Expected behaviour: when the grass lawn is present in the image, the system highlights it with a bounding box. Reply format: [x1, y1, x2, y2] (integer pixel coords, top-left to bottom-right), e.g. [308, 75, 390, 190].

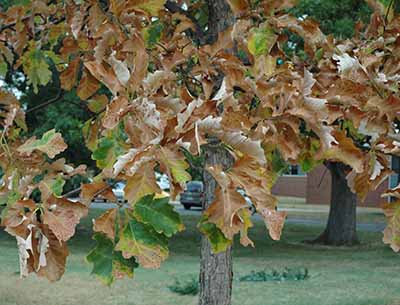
[277, 196, 386, 224]
[0, 208, 399, 305]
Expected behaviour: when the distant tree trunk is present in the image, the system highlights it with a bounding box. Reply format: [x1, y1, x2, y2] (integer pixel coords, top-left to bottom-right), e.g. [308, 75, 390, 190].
[314, 162, 359, 245]
[199, 1, 234, 305]
[199, 141, 234, 305]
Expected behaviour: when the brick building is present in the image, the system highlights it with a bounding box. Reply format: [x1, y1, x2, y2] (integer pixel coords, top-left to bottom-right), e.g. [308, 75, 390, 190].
[271, 163, 396, 207]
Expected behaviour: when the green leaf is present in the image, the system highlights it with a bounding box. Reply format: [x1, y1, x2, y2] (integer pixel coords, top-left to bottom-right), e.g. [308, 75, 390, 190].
[143, 21, 164, 48]
[299, 157, 314, 172]
[269, 150, 288, 174]
[91, 131, 126, 169]
[43, 50, 63, 66]
[40, 175, 66, 200]
[92, 138, 114, 163]
[52, 175, 66, 197]
[299, 139, 321, 173]
[315, 48, 324, 61]
[198, 216, 232, 253]
[0, 60, 7, 78]
[88, 95, 108, 113]
[21, 45, 52, 93]
[133, 195, 184, 237]
[342, 120, 365, 142]
[116, 216, 169, 269]
[248, 25, 277, 56]
[82, 118, 99, 152]
[17, 129, 67, 158]
[158, 147, 191, 185]
[86, 233, 138, 285]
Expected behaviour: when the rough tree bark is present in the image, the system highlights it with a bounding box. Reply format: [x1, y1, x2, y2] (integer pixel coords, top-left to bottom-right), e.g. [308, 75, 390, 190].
[313, 162, 359, 245]
[199, 142, 234, 305]
[206, 0, 235, 43]
[199, 1, 235, 305]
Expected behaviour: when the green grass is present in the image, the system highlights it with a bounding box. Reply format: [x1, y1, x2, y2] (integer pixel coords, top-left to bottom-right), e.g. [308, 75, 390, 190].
[276, 196, 386, 224]
[0, 209, 399, 305]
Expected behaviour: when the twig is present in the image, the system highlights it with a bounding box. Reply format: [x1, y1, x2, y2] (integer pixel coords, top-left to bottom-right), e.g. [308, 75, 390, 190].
[384, 0, 395, 30]
[317, 166, 328, 188]
[156, 42, 169, 52]
[26, 89, 63, 114]
[63, 187, 81, 198]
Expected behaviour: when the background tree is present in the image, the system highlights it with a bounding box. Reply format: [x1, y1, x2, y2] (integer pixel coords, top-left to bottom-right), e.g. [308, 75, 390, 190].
[289, 0, 398, 246]
[290, 0, 372, 39]
[290, 0, 373, 245]
[1, 3, 400, 305]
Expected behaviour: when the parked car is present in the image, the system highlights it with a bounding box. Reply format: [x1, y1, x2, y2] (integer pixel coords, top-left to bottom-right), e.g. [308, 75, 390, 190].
[113, 182, 126, 202]
[180, 181, 204, 210]
[155, 172, 170, 191]
[237, 188, 256, 214]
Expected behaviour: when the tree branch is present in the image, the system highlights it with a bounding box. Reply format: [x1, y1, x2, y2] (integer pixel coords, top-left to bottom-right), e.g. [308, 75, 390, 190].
[26, 89, 63, 114]
[164, 1, 205, 43]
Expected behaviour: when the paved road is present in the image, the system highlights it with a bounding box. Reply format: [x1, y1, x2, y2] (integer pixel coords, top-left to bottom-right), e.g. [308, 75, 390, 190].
[90, 201, 385, 233]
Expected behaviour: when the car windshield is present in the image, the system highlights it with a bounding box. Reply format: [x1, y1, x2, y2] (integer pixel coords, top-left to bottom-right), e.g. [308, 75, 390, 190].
[115, 182, 125, 190]
[187, 181, 203, 192]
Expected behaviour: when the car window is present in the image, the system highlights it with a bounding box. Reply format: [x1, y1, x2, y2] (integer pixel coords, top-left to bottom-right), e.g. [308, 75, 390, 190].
[187, 182, 203, 192]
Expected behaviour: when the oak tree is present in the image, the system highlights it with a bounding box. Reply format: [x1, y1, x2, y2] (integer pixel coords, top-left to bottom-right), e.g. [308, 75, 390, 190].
[1, 1, 400, 305]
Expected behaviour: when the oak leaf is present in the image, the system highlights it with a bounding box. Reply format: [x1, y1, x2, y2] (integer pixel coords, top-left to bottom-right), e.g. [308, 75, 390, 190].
[21, 46, 52, 93]
[17, 129, 67, 158]
[198, 216, 232, 253]
[157, 146, 191, 197]
[77, 70, 101, 100]
[205, 187, 248, 240]
[42, 196, 88, 242]
[124, 163, 161, 205]
[81, 182, 117, 206]
[84, 61, 123, 95]
[226, 0, 249, 15]
[248, 24, 277, 56]
[129, 0, 167, 16]
[93, 208, 118, 241]
[382, 201, 400, 252]
[259, 207, 287, 240]
[102, 96, 129, 129]
[133, 195, 184, 237]
[116, 217, 169, 269]
[87, 233, 138, 285]
[36, 225, 69, 282]
[60, 57, 80, 91]
[323, 130, 364, 173]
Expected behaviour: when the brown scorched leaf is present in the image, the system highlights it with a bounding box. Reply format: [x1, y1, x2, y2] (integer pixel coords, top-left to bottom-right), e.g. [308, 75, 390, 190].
[17, 129, 67, 158]
[93, 208, 118, 240]
[42, 196, 88, 242]
[382, 201, 400, 252]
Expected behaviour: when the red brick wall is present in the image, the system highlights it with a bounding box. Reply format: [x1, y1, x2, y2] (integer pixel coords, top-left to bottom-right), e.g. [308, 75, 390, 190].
[306, 165, 331, 205]
[306, 165, 388, 207]
[272, 175, 307, 198]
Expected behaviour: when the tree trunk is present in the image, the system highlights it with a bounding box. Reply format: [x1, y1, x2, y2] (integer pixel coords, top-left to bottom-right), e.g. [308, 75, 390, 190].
[199, 142, 234, 305]
[199, 1, 234, 305]
[314, 162, 359, 245]
[206, 0, 235, 43]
